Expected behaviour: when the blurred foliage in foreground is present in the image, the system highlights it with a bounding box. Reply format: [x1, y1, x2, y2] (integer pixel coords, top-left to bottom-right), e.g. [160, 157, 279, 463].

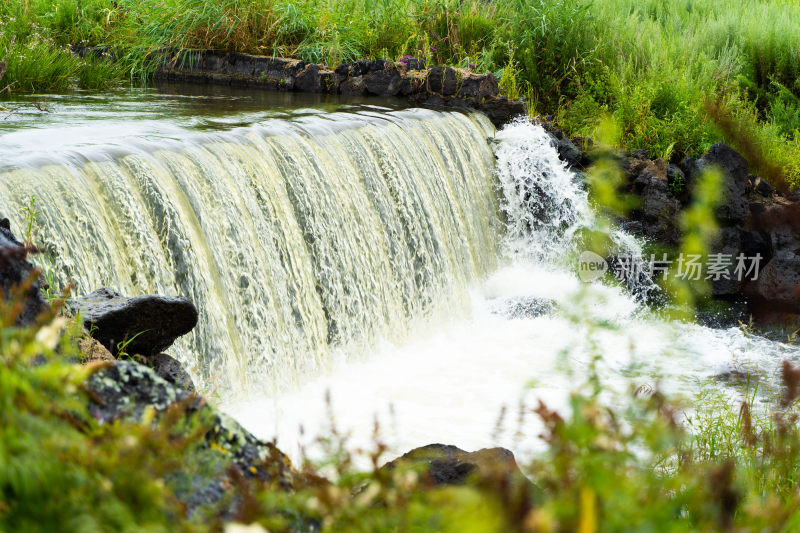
[3, 281, 800, 531]
[0, 0, 799, 188]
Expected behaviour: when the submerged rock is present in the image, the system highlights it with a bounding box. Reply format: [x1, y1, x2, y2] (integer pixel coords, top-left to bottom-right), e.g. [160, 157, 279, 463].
[0, 217, 48, 326]
[489, 296, 554, 319]
[70, 288, 198, 356]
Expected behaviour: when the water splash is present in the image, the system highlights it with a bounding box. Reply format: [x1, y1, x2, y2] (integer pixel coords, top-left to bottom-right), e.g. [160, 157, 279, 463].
[493, 118, 659, 301]
[493, 118, 591, 262]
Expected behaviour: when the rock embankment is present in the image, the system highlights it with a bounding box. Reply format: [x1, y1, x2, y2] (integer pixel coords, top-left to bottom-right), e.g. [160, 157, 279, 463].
[539, 119, 800, 324]
[72, 47, 527, 126]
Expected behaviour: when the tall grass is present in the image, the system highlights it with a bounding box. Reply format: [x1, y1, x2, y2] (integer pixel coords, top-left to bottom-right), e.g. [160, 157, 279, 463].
[0, 0, 798, 186]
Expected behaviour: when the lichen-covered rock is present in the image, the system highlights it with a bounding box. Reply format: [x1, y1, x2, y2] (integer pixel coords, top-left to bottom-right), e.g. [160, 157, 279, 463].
[86, 360, 296, 513]
[86, 359, 192, 423]
[70, 287, 198, 356]
[0, 217, 48, 326]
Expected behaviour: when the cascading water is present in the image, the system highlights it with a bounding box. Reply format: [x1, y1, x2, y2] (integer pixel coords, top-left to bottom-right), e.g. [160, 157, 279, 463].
[226, 118, 799, 462]
[493, 118, 590, 262]
[493, 118, 657, 299]
[0, 103, 500, 395]
[1, 91, 797, 465]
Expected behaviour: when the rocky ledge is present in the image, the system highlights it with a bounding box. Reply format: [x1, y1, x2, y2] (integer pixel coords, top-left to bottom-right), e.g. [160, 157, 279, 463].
[72, 47, 527, 127]
[540, 120, 800, 326]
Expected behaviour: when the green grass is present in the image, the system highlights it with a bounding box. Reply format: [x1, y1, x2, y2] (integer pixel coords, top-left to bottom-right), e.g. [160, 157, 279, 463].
[0, 0, 798, 186]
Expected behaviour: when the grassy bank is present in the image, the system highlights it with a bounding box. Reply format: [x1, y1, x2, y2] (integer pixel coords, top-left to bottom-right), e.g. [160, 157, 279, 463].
[1, 0, 799, 185]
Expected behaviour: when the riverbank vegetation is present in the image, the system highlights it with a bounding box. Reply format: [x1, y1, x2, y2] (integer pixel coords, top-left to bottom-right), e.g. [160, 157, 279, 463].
[4, 295, 800, 531]
[1, 0, 798, 187]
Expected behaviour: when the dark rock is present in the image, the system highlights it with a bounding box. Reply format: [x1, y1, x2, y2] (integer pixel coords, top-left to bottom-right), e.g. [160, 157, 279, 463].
[231, 53, 254, 76]
[456, 72, 499, 101]
[295, 63, 335, 93]
[750, 202, 766, 214]
[86, 360, 295, 514]
[384, 444, 532, 490]
[680, 156, 702, 189]
[426, 67, 459, 96]
[363, 65, 403, 96]
[619, 152, 650, 181]
[666, 164, 686, 195]
[339, 75, 366, 95]
[204, 51, 232, 73]
[708, 227, 743, 297]
[556, 137, 583, 169]
[740, 230, 772, 264]
[146, 352, 196, 393]
[86, 359, 192, 423]
[633, 159, 681, 244]
[695, 143, 750, 225]
[0, 218, 48, 326]
[754, 176, 775, 197]
[348, 60, 368, 77]
[87, 360, 294, 482]
[70, 288, 198, 356]
[746, 204, 800, 313]
[252, 57, 300, 89]
[398, 73, 425, 96]
[477, 96, 528, 127]
[367, 59, 392, 72]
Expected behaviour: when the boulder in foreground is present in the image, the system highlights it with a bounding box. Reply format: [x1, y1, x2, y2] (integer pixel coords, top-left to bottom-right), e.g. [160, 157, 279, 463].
[70, 288, 198, 356]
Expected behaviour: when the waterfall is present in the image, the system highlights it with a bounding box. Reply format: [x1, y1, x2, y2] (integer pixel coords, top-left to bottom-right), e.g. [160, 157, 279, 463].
[494, 118, 659, 300]
[493, 118, 591, 262]
[0, 108, 501, 395]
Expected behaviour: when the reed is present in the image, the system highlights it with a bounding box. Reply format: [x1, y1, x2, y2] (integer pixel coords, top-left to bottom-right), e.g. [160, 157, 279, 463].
[0, 0, 798, 186]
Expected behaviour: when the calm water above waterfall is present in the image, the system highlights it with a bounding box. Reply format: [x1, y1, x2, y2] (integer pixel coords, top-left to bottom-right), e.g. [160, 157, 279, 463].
[1, 86, 797, 464]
